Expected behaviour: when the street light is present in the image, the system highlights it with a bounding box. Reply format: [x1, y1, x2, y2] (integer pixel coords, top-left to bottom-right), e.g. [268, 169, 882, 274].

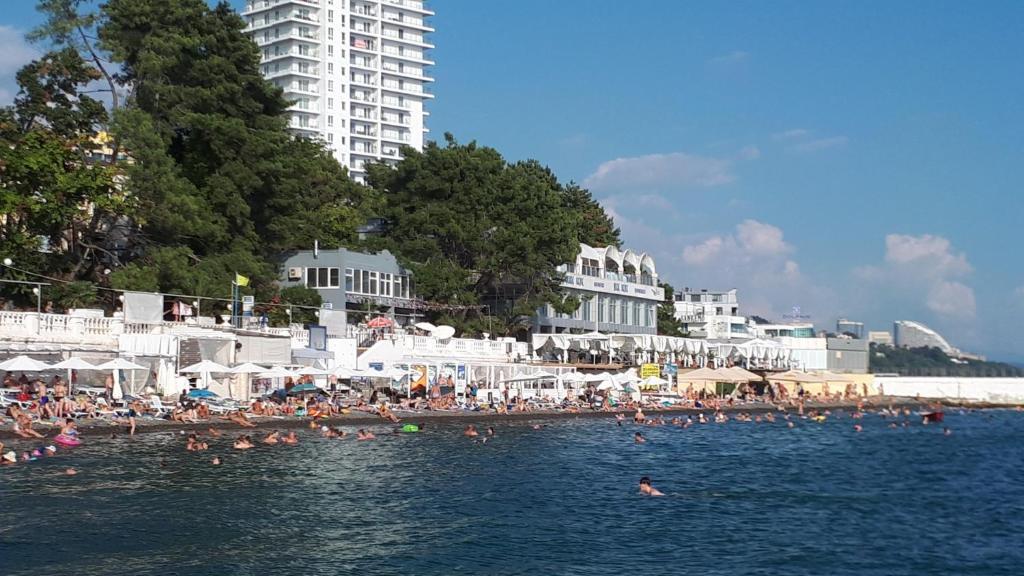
[32, 287, 40, 314]
[2, 258, 11, 267]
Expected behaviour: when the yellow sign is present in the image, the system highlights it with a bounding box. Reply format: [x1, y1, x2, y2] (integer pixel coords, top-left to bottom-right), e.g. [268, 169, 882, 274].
[640, 363, 660, 378]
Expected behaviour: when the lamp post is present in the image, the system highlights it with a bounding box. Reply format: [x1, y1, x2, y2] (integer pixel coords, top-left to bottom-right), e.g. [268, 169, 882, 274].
[0, 258, 47, 315]
[32, 287, 40, 314]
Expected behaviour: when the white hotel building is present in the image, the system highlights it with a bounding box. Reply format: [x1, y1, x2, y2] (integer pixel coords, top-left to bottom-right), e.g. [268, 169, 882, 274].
[242, 0, 435, 181]
[534, 244, 664, 335]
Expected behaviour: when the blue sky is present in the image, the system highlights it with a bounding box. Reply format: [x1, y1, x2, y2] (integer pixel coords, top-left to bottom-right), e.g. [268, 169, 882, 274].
[3, 1, 1023, 360]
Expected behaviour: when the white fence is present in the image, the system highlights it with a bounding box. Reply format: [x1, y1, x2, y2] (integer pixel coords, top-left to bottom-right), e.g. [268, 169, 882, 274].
[877, 377, 1024, 404]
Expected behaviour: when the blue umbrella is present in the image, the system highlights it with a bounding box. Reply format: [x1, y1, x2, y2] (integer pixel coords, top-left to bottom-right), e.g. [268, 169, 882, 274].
[288, 382, 324, 395]
[188, 389, 219, 399]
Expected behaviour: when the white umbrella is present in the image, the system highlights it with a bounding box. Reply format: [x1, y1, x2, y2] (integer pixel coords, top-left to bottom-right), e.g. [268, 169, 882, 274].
[51, 357, 98, 370]
[0, 355, 54, 372]
[179, 360, 230, 374]
[294, 366, 332, 376]
[228, 362, 267, 374]
[96, 358, 148, 371]
[257, 366, 295, 379]
[558, 372, 585, 383]
[432, 325, 456, 339]
[414, 322, 437, 333]
[583, 372, 609, 383]
[641, 375, 669, 387]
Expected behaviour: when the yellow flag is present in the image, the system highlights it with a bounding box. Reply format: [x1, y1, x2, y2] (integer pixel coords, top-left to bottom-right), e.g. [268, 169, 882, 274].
[235, 273, 250, 287]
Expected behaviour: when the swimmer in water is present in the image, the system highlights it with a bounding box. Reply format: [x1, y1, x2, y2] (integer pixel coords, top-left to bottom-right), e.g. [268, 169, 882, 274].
[486, 426, 495, 437]
[282, 431, 299, 445]
[639, 476, 663, 497]
[634, 407, 645, 424]
[943, 427, 952, 436]
[65, 468, 78, 476]
[262, 431, 280, 445]
[233, 435, 254, 450]
[356, 429, 375, 440]
[787, 421, 795, 429]
[853, 424, 862, 433]
[212, 456, 221, 465]
[634, 431, 646, 444]
[464, 425, 479, 437]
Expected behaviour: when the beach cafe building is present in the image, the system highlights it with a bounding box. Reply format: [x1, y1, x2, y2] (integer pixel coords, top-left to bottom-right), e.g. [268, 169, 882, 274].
[278, 246, 418, 331]
[534, 243, 664, 335]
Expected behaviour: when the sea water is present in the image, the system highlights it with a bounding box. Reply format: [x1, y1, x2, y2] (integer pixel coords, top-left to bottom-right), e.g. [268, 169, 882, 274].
[1, 410, 1023, 575]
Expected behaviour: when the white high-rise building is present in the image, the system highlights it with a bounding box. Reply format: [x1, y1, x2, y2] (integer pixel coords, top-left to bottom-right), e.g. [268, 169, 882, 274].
[242, 0, 435, 182]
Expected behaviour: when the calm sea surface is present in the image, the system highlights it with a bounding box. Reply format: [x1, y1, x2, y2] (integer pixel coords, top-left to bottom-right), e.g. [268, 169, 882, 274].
[2, 410, 1023, 576]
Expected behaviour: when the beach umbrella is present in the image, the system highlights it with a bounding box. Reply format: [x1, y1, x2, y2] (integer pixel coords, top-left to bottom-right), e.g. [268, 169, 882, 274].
[228, 362, 267, 374]
[432, 325, 456, 339]
[366, 316, 393, 328]
[414, 322, 436, 333]
[294, 366, 332, 376]
[51, 357, 98, 370]
[0, 355, 54, 372]
[258, 366, 296, 379]
[97, 358, 147, 371]
[287, 382, 324, 396]
[179, 360, 230, 374]
[188, 389, 219, 399]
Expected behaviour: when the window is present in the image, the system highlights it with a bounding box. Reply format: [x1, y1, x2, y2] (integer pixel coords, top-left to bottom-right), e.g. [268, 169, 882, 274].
[369, 271, 378, 295]
[305, 267, 340, 288]
[345, 268, 354, 291]
[381, 273, 392, 296]
[393, 276, 402, 299]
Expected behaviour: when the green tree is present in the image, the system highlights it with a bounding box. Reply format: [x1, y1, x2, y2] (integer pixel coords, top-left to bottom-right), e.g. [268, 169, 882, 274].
[561, 183, 620, 248]
[366, 135, 582, 338]
[0, 48, 123, 300]
[94, 0, 373, 294]
[656, 281, 685, 337]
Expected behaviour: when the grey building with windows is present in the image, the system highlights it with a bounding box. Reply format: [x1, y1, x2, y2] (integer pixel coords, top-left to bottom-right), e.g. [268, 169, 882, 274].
[279, 247, 416, 325]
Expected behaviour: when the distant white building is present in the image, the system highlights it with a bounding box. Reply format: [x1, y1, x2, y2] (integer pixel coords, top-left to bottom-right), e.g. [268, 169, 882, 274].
[868, 330, 893, 346]
[534, 244, 664, 335]
[242, 0, 435, 181]
[893, 320, 957, 355]
[672, 288, 751, 339]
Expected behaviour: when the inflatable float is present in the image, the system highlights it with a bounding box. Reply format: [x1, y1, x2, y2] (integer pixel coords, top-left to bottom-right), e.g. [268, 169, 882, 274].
[53, 434, 82, 447]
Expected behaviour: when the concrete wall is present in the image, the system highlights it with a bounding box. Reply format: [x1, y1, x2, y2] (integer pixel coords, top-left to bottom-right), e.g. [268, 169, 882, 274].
[827, 338, 869, 373]
[876, 377, 1024, 404]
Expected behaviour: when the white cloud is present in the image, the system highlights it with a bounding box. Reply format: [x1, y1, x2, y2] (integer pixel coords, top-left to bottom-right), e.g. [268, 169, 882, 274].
[0, 26, 37, 105]
[787, 136, 848, 153]
[737, 145, 761, 160]
[736, 219, 791, 256]
[854, 233, 977, 321]
[772, 129, 810, 141]
[583, 152, 735, 191]
[884, 233, 972, 276]
[676, 220, 834, 321]
[771, 129, 848, 153]
[682, 236, 724, 265]
[708, 50, 749, 65]
[927, 281, 976, 319]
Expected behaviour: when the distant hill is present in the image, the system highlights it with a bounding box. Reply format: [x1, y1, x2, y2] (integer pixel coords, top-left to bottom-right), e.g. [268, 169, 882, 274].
[870, 344, 1024, 377]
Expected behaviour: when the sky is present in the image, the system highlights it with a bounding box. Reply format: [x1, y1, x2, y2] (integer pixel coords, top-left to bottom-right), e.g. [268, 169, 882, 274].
[3, 1, 1023, 361]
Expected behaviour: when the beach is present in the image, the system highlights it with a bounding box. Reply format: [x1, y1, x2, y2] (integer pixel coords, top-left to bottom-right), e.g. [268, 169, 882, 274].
[0, 396, 940, 441]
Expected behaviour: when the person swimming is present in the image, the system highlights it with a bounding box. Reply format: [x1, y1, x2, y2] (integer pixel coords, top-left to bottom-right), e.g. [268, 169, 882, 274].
[634, 432, 646, 444]
[356, 429, 375, 440]
[639, 476, 664, 497]
[233, 435, 254, 450]
[464, 425, 479, 437]
[282, 431, 299, 445]
[262, 431, 280, 445]
[211, 456, 221, 465]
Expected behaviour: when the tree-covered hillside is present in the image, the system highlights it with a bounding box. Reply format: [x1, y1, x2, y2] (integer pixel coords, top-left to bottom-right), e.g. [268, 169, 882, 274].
[869, 344, 1024, 377]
